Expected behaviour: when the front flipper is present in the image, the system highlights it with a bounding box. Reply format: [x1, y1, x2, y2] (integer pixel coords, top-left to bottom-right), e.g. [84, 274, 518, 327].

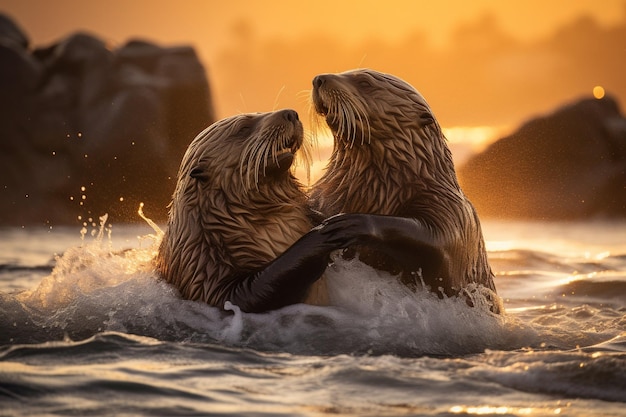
[320, 214, 501, 313]
[219, 214, 366, 313]
[318, 213, 455, 294]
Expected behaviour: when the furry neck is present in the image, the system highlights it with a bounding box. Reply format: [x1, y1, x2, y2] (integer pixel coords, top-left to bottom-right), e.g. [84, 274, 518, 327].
[198, 178, 311, 269]
[313, 131, 463, 216]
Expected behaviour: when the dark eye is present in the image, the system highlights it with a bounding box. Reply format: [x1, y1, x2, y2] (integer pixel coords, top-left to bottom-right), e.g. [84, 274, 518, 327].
[236, 125, 252, 137]
[358, 79, 372, 88]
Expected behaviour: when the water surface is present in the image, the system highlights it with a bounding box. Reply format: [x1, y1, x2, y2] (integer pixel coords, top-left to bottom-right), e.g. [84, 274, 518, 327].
[1, 220, 625, 416]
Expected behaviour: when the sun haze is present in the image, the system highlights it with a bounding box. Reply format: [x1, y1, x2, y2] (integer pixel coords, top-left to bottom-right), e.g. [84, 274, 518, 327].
[2, 0, 625, 171]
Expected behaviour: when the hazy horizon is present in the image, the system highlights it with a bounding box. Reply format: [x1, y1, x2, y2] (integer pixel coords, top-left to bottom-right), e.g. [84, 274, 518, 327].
[2, 1, 625, 127]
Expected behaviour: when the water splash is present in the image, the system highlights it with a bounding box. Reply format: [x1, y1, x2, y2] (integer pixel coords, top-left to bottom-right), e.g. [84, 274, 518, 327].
[138, 202, 164, 238]
[7, 218, 624, 356]
[1, 220, 624, 417]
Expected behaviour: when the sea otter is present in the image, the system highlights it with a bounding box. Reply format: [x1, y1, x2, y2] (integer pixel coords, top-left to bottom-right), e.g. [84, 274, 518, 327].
[155, 109, 367, 313]
[310, 69, 500, 312]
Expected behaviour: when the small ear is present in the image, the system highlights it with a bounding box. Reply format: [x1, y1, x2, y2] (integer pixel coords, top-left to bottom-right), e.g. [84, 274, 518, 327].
[190, 166, 209, 181]
[420, 112, 435, 126]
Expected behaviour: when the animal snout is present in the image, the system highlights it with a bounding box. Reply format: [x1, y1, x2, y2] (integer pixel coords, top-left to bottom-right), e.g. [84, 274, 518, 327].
[280, 109, 299, 122]
[312, 75, 326, 90]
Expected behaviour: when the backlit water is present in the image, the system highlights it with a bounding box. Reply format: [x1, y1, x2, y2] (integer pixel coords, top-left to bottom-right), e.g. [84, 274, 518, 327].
[1, 220, 625, 416]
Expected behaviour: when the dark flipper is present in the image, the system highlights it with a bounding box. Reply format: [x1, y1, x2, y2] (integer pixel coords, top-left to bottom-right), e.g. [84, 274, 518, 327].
[219, 213, 456, 313]
[320, 213, 452, 288]
[222, 214, 367, 313]
[322, 214, 501, 314]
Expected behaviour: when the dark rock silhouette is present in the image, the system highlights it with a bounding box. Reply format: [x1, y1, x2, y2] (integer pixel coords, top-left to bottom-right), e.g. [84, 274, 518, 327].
[0, 14, 215, 226]
[459, 95, 626, 219]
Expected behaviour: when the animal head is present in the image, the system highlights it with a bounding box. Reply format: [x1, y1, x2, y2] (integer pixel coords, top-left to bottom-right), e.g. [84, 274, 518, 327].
[157, 110, 313, 302]
[312, 69, 438, 148]
[311, 68, 457, 186]
[177, 109, 308, 198]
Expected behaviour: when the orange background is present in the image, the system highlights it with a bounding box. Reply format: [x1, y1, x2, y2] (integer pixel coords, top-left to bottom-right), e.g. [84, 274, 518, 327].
[2, 0, 625, 166]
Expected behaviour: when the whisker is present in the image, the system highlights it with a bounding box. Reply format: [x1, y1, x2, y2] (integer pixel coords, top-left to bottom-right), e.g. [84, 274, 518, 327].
[247, 133, 266, 190]
[364, 108, 372, 145]
[242, 133, 267, 192]
[272, 133, 280, 165]
[272, 85, 286, 111]
[357, 54, 368, 69]
[356, 99, 371, 145]
[258, 140, 272, 187]
[348, 102, 357, 147]
[297, 131, 313, 184]
[296, 89, 313, 102]
[347, 111, 355, 149]
[240, 137, 257, 191]
[237, 93, 248, 114]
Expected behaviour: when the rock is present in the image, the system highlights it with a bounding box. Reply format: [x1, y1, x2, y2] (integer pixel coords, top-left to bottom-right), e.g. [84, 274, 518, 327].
[459, 95, 626, 219]
[0, 13, 29, 48]
[0, 14, 215, 226]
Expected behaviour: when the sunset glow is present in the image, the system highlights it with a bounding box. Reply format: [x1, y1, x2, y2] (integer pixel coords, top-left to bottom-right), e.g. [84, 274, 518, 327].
[1, 4, 625, 416]
[2, 0, 625, 195]
[449, 405, 535, 415]
[593, 85, 606, 99]
[2, 0, 624, 131]
[295, 124, 504, 184]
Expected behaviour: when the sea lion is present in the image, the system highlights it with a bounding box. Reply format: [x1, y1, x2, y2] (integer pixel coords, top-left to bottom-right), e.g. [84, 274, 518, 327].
[310, 69, 501, 312]
[155, 109, 366, 313]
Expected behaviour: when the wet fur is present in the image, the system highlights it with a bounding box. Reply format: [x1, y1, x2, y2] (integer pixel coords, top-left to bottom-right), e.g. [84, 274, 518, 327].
[310, 69, 498, 307]
[156, 111, 324, 306]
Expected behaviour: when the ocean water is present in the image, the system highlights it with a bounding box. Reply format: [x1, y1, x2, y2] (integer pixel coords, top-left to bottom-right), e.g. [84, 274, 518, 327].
[0, 219, 625, 416]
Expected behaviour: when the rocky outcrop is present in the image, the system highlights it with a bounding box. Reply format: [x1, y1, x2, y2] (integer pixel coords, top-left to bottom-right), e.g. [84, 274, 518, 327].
[0, 14, 215, 226]
[459, 95, 626, 219]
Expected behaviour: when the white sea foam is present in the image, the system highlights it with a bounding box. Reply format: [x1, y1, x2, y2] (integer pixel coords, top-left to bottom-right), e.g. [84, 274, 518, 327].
[2, 220, 625, 417]
[0, 221, 540, 356]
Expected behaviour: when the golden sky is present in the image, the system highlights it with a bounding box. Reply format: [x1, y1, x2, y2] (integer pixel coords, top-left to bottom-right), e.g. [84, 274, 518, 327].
[3, 0, 624, 56]
[2, 0, 625, 138]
